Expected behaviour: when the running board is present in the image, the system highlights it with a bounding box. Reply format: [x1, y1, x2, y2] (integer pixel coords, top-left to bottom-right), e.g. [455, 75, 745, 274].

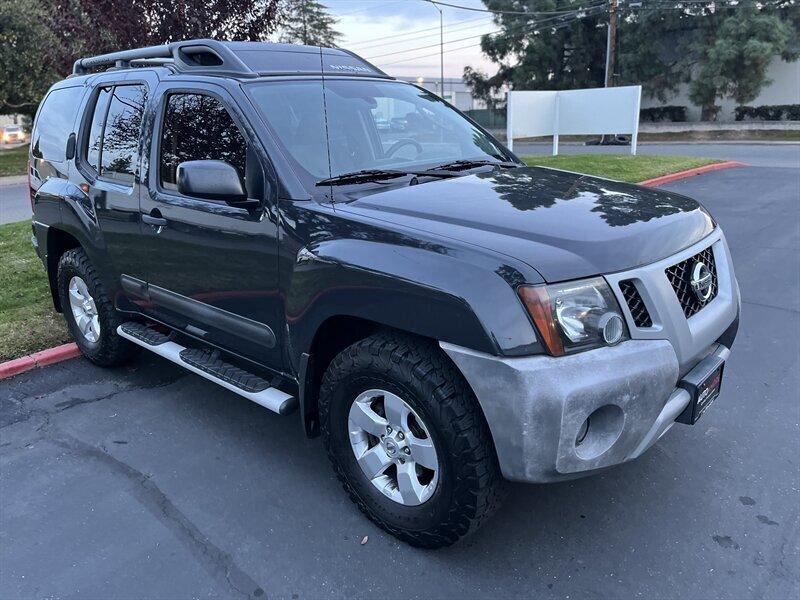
[117, 322, 296, 415]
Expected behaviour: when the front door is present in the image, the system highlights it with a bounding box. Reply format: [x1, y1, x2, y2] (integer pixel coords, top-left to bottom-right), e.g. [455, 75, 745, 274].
[134, 84, 284, 370]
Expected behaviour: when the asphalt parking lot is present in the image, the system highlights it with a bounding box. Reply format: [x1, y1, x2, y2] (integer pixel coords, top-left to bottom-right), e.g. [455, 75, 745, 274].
[1, 163, 799, 599]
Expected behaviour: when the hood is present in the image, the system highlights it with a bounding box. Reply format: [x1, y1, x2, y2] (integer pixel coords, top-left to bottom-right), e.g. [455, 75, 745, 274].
[338, 166, 715, 282]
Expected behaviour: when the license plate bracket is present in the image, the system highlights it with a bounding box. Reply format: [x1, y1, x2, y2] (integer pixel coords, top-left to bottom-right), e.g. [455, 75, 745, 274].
[677, 358, 725, 425]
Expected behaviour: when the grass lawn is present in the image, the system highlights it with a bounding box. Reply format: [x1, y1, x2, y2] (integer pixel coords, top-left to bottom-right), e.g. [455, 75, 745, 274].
[0, 220, 71, 361]
[0, 145, 29, 177]
[520, 154, 721, 183]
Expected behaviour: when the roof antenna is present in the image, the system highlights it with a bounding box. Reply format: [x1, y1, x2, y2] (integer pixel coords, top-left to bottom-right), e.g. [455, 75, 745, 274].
[319, 46, 335, 207]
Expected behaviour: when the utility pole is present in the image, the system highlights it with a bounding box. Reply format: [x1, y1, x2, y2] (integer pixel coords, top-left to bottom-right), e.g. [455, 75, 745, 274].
[425, 0, 445, 99]
[604, 0, 618, 88]
[439, 4, 444, 98]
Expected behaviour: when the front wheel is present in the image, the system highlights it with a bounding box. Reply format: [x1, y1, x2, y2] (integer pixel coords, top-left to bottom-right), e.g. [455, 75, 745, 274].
[320, 333, 505, 548]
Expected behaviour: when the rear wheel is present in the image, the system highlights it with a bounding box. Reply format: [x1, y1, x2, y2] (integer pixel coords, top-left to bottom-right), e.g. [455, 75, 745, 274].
[57, 248, 138, 366]
[320, 332, 505, 548]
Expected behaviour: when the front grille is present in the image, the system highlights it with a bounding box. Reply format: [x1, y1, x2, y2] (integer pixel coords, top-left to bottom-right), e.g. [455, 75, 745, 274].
[619, 279, 652, 327]
[665, 246, 718, 318]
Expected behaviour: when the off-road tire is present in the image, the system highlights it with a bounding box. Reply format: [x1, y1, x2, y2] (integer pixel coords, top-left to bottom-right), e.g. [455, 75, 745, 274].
[320, 332, 506, 548]
[57, 248, 138, 366]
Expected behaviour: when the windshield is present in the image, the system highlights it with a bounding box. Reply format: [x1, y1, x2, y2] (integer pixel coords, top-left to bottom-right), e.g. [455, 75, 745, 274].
[245, 79, 512, 187]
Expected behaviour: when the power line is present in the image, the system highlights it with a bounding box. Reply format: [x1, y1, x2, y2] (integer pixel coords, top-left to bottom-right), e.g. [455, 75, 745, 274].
[426, 0, 591, 16]
[375, 4, 608, 65]
[364, 3, 606, 61]
[348, 16, 493, 49]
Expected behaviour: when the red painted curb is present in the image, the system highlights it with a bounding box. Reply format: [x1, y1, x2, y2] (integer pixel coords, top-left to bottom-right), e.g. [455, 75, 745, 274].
[0, 342, 80, 380]
[639, 161, 746, 187]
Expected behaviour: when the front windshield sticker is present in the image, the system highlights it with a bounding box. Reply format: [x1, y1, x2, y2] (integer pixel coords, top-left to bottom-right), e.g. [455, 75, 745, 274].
[328, 64, 371, 73]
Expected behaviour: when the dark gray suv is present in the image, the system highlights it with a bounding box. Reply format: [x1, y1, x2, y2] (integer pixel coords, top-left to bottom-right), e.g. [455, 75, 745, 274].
[29, 39, 740, 548]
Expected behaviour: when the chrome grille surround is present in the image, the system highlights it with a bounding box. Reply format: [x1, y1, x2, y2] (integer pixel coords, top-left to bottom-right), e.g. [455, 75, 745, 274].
[604, 228, 740, 375]
[665, 246, 718, 318]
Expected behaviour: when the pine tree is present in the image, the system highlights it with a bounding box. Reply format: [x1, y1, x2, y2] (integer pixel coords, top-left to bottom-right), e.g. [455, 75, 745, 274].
[280, 0, 341, 47]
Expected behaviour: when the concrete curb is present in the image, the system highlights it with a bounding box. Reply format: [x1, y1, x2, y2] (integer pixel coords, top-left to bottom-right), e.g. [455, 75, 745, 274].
[0, 175, 27, 186]
[0, 343, 80, 380]
[638, 161, 746, 187]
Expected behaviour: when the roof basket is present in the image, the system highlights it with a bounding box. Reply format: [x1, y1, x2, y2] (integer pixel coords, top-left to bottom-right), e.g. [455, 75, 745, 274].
[72, 39, 257, 77]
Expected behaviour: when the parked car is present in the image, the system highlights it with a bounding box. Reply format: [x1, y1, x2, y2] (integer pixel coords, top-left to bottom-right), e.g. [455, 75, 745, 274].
[1, 124, 27, 143]
[29, 40, 740, 548]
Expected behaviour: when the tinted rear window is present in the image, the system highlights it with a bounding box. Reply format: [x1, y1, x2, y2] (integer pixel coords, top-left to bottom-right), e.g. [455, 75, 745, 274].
[100, 85, 147, 182]
[31, 86, 84, 163]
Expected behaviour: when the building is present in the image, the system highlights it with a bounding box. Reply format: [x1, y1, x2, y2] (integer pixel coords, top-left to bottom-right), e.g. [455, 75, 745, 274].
[397, 76, 484, 111]
[640, 57, 799, 122]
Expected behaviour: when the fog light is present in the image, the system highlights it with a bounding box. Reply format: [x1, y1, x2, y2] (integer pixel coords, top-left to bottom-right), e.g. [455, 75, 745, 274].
[599, 313, 624, 345]
[576, 417, 590, 445]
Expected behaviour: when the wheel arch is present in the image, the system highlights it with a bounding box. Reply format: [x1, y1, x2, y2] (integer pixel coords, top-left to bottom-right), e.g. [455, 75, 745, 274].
[46, 227, 82, 313]
[298, 314, 389, 438]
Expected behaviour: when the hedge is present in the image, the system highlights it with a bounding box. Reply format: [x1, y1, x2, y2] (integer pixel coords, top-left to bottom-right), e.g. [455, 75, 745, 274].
[640, 106, 687, 122]
[735, 104, 800, 121]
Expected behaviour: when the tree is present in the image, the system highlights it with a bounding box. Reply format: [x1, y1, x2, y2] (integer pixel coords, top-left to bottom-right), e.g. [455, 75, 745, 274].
[619, 1, 798, 120]
[466, 0, 799, 120]
[279, 0, 341, 47]
[0, 0, 284, 116]
[0, 0, 59, 116]
[463, 0, 609, 107]
[49, 0, 284, 75]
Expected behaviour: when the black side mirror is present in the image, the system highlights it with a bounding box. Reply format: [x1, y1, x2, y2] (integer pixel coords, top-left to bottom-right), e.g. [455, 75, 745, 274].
[177, 160, 249, 204]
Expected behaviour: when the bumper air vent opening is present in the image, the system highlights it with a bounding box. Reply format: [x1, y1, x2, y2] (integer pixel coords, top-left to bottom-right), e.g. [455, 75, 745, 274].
[619, 279, 653, 328]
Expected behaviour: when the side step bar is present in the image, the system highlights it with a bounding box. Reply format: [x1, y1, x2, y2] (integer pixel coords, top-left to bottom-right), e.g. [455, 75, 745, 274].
[117, 322, 297, 415]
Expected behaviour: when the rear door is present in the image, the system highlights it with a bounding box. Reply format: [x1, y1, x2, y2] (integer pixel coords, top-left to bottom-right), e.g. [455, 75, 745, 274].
[134, 82, 284, 370]
[73, 73, 155, 295]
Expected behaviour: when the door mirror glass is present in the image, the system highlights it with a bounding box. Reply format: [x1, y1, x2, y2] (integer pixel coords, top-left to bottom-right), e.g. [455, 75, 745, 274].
[177, 160, 246, 202]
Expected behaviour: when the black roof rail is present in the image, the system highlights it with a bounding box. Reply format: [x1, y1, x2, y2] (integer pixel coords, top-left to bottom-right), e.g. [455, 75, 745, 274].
[72, 38, 392, 80]
[72, 39, 257, 77]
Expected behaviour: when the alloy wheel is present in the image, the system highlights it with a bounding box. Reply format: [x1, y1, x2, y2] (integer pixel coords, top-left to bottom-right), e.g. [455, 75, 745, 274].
[348, 389, 439, 506]
[68, 276, 101, 343]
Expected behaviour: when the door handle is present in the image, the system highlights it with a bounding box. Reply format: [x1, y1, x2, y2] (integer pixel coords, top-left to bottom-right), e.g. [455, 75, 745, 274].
[142, 213, 167, 228]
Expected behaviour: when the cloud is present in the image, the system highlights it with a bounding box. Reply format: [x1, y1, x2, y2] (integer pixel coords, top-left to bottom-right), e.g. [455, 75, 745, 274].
[329, 1, 496, 78]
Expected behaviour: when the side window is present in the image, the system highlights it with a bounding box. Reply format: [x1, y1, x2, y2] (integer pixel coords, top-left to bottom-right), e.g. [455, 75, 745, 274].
[100, 85, 147, 182]
[159, 93, 247, 191]
[86, 87, 111, 172]
[31, 86, 84, 163]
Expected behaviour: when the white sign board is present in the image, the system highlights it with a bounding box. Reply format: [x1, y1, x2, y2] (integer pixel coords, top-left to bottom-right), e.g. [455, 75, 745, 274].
[506, 86, 642, 155]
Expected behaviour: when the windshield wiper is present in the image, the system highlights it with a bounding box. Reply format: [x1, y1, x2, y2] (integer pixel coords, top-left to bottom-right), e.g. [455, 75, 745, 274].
[427, 159, 519, 172]
[316, 168, 458, 186]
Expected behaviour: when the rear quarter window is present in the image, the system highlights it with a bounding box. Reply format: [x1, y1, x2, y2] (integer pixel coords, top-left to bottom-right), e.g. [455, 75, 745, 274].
[31, 86, 85, 163]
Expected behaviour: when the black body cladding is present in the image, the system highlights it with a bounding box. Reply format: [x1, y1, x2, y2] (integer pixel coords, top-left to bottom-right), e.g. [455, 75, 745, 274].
[31, 40, 718, 394]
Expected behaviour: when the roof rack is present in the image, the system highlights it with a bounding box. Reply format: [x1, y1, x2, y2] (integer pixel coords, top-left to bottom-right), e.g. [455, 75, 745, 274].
[72, 38, 391, 80]
[73, 39, 256, 77]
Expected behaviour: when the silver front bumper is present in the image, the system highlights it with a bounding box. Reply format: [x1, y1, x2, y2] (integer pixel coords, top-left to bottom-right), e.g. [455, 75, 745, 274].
[443, 339, 729, 482]
[442, 230, 740, 483]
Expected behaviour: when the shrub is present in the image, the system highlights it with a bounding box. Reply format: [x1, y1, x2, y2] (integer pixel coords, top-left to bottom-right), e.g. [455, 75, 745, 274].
[640, 106, 687, 122]
[735, 104, 800, 121]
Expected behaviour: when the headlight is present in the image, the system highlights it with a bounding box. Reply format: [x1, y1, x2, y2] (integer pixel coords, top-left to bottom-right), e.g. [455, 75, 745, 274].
[518, 277, 628, 356]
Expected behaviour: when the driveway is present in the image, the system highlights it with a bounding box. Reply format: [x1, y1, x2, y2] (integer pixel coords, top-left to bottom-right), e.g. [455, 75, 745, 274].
[1, 165, 798, 599]
[0, 182, 30, 225]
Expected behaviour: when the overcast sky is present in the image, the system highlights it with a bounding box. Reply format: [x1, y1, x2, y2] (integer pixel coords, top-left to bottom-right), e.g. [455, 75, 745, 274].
[324, 0, 498, 80]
